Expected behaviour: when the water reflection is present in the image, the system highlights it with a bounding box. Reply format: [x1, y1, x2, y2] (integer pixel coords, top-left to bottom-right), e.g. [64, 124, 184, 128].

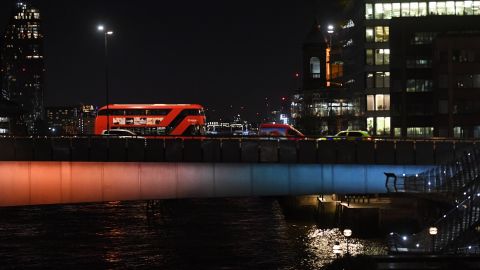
[297, 227, 387, 268]
[0, 198, 387, 269]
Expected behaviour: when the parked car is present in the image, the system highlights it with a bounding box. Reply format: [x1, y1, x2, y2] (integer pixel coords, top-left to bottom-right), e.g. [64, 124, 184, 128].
[318, 130, 372, 141]
[101, 129, 144, 138]
[258, 123, 305, 139]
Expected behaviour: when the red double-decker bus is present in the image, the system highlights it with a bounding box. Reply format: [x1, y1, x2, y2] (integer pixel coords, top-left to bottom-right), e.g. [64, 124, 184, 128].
[94, 104, 206, 136]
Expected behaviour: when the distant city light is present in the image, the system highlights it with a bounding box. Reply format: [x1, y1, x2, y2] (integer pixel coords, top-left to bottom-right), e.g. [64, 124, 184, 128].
[327, 24, 334, 34]
[280, 114, 289, 125]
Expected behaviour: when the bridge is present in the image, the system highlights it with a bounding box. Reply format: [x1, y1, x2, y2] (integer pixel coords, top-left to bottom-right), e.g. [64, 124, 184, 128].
[0, 137, 475, 207]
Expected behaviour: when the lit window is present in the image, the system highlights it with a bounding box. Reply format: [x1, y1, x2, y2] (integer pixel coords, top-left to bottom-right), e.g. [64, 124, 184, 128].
[383, 3, 392, 19]
[410, 2, 419, 17]
[465, 1, 474, 15]
[367, 95, 375, 111]
[375, 3, 384, 19]
[375, 94, 390, 111]
[375, 49, 390, 65]
[366, 73, 374, 88]
[365, 4, 374, 19]
[446, 1, 456, 15]
[437, 2, 447, 15]
[407, 127, 433, 137]
[310, 57, 321, 78]
[366, 27, 374, 42]
[367, 117, 374, 133]
[474, 1, 480, 14]
[419, 2, 428, 16]
[366, 49, 374, 65]
[374, 26, 389, 42]
[401, 2, 410, 16]
[394, 128, 401, 137]
[392, 3, 401, 17]
[375, 72, 390, 88]
[456, 1, 465, 15]
[376, 117, 391, 135]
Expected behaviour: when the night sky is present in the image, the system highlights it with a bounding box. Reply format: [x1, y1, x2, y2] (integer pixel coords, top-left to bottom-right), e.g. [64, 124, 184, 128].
[0, 0, 338, 121]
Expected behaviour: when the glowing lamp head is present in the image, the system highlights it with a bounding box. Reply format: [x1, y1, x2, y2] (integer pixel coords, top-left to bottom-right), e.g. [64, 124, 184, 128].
[327, 24, 334, 34]
[429, 227, 438, 235]
[97, 25, 105, 31]
[343, 229, 352, 237]
[107, 31, 114, 35]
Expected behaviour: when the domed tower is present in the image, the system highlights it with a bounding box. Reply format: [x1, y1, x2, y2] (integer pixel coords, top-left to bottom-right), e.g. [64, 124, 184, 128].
[302, 20, 328, 91]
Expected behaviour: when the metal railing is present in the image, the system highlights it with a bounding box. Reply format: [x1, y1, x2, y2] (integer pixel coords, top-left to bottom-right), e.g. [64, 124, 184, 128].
[387, 145, 480, 254]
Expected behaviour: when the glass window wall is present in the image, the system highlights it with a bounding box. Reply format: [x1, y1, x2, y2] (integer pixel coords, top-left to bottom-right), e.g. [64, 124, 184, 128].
[407, 127, 434, 137]
[367, 1, 480, 19]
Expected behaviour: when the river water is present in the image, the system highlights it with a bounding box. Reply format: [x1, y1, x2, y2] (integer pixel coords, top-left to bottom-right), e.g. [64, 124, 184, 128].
[0, 198, 386, 269]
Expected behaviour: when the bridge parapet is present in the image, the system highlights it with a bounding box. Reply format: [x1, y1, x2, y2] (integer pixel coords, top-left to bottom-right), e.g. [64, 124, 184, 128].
[0, 137, 476, 165]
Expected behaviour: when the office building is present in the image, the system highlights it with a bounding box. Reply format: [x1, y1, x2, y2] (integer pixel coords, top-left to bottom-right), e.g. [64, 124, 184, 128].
[1, 2, 45, 135]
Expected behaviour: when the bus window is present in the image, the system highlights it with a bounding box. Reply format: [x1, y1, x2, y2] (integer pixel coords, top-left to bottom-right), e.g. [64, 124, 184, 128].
[146, 109, 171, 116]
[98, 109, 125, 116]
[125, 109, 146, 115]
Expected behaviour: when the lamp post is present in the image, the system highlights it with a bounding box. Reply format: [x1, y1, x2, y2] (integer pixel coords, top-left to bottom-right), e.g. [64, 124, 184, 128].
[429, 226, 438, 253]
[97, 25, 114, 132]
[343, 228, 352, 255]
[333, 241, 341, 259]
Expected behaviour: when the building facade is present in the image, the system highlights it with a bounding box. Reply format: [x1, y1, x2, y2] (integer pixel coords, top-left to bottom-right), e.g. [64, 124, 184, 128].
[389, 16, 480, 138]
[1, 2, 45, 135]
[292, 21, 362, 135]
[336, 0, 480, 136]
[46, 105, 97, 136]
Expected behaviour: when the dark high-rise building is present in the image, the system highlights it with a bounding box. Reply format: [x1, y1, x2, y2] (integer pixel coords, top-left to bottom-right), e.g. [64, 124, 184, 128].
[1, 2, 45, 135]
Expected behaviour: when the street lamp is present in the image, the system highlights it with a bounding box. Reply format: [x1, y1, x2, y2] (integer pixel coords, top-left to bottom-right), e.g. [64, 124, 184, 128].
[343, 229, 352, 255]
[327, 24, 334, 47]
[97, 24, 114, 132]
[429, 226, 438, 253]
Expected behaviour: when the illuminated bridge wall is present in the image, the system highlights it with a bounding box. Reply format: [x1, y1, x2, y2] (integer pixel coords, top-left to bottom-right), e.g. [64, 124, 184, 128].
[0, 137, 474, 206]
[0, 162, 431, 207]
